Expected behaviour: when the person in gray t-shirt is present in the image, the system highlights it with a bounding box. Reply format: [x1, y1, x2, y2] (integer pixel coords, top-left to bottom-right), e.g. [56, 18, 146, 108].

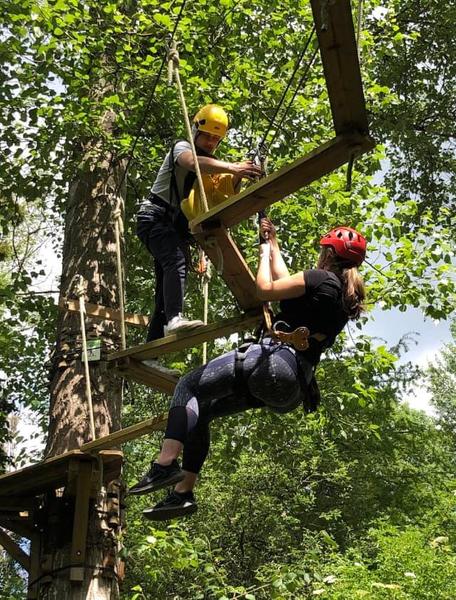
[136, 104, 262, 371]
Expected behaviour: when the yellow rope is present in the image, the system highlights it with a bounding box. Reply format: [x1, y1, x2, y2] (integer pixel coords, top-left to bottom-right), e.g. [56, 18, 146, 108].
[113, 198, 127, 350]
[167, 40, 210, 214]
[75, 276, 96, 441]
[168, 40, 213, 363]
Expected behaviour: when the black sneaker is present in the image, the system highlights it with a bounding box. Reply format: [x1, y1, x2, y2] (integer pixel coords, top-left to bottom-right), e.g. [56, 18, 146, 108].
[128, 460, 184, 495]
[143, 490, 198, 521]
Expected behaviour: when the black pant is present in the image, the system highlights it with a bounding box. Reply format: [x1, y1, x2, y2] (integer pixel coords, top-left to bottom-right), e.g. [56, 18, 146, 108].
[137, 203, 190, 342]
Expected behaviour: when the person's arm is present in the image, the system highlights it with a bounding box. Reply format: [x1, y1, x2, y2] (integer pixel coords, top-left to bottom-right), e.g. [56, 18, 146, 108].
[256, 242, 306, 301]
[177, 152, 262, 181]
[259, 218, 290, 280]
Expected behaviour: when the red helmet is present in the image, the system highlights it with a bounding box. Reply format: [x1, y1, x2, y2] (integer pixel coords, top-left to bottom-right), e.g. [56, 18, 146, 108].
[319, 226, 367, 266]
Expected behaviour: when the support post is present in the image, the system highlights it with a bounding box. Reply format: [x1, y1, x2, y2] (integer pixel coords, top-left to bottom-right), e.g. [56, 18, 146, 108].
[70, 461, 93, 582]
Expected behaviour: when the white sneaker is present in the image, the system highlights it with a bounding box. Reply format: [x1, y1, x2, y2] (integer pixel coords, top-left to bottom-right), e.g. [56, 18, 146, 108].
[164, 314, 205, 336]
[142, 359, 180, 378]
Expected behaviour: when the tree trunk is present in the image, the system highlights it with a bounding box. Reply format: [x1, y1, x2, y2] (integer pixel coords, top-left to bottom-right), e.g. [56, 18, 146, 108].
[34, 123, 127, 599]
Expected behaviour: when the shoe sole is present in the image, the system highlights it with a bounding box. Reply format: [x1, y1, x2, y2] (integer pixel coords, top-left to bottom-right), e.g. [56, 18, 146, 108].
[142, 502, 198, 521]
[128, 471, 185, 496]
[165, 323, 205, 336]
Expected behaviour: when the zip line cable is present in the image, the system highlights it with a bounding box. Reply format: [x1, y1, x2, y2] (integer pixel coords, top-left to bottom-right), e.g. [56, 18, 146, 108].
[267, 45, 319, 151]
[258, 25, 316, 151]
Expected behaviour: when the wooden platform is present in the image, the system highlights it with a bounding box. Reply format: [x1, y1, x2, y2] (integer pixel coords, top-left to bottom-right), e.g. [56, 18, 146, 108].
[0, 449, 123, 499]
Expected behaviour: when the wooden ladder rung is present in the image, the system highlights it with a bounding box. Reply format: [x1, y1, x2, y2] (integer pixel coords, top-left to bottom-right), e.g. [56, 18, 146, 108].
[59, 299, 149, 328]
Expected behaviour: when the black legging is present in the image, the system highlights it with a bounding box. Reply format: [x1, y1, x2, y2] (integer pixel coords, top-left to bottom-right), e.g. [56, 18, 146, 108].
[137, 207, 189, 341]
[164, 339, 313, 474]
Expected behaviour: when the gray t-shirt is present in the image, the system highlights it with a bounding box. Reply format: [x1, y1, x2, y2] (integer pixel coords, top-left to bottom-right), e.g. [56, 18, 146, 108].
[140, 141, 193, 213]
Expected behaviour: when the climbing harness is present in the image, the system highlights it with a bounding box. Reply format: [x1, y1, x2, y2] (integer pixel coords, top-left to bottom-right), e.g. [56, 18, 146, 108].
[261, 304, 326, 352]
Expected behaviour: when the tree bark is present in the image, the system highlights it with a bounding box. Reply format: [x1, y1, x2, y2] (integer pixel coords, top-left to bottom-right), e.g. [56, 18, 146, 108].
[34, 118, 127, 599]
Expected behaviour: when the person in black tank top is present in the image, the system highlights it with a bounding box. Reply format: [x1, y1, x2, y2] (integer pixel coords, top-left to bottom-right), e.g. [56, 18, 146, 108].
[129, 220, 367, 521]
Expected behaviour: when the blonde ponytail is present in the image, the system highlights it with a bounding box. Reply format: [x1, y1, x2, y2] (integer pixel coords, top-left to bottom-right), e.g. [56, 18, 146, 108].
[317, 247, 366, 320]
[342, 265, 366, 320]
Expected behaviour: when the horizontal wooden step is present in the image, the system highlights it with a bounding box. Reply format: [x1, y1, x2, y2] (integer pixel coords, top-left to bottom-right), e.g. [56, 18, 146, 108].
[80, 413, 168, 453]
[59, 299, 149, 328]
[108, 311, 262, 362]
[190, 133, 374, 231]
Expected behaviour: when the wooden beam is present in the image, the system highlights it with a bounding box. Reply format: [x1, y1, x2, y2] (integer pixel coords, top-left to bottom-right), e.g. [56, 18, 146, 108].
[108, 311, 262, 362]
[81, 413, 168, 453]
[59, 299, 149, 328]
[111, 359, 178, 395]
[0, 527, 30, 571]
[27, 534, 41, 599]
[0, 517, 34, 540]
[194, 227, 260, 311]
[311, 0, 369, 135]
[190, 134, 374, 231]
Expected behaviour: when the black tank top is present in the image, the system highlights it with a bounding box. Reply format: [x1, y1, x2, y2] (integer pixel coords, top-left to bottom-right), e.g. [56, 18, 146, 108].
[274, 269, 348, 366]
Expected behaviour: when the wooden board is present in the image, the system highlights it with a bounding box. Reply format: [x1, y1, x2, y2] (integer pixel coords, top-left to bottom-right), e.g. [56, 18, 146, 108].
[194, 227, 260, 311]
[108, 311, 262, 362]
[0, 450, 122, 498]
[0, 527, 30, 571]
[190, 134, 374, 231]
[311, 0, 369, 135]
[80, 413, 168, 452]
[112, 359, 178, 395]
[59, 299, 149, 328]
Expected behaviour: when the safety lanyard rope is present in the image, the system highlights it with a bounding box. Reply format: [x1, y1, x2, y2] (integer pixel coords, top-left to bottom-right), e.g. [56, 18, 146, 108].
[75, 276, 96, 441]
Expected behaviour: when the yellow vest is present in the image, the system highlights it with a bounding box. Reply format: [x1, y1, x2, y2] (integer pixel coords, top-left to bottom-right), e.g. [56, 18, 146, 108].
[181, 173, 236, 221]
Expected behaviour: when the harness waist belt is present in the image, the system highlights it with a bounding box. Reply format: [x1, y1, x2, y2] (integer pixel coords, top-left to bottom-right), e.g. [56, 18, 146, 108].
[271, 326, 326, 352]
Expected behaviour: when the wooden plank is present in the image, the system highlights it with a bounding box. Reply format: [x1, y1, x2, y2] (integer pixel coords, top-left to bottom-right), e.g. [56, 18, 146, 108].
[108, 311, 262, 362]
[81, 414, 168, 453]
[27, 534, 41, 599]
[59, 299, 149, 328]
[70, 461, 92, 581]
[0, 517, 34, 539]
[194, 227, 260, 311]
[311, 0, 369, 135]
[111, 359, 178, 395]
[0, 527, 30, 571]
[0, 450, 123, 498]
[190, 134, 374, 230]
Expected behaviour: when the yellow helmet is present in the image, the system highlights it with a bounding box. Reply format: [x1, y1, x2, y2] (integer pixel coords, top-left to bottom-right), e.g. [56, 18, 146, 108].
[193, 104, 228, 138]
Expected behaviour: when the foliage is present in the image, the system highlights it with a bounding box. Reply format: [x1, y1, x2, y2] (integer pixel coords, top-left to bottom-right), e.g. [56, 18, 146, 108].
[0, 0, 455, 597]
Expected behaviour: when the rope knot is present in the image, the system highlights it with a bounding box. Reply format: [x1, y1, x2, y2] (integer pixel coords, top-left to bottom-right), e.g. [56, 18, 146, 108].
[168, 48, 180, 65]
